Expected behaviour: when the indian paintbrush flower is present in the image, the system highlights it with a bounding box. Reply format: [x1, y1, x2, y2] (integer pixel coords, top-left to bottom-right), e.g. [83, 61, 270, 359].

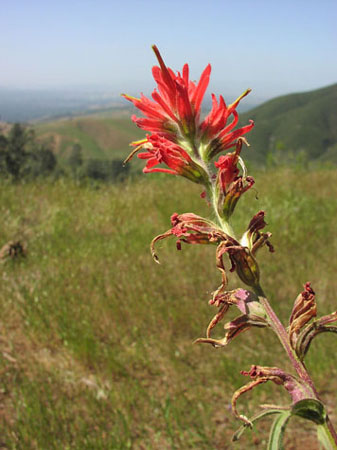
[123, 45, 254, 183]
[124, 46, 337, 447]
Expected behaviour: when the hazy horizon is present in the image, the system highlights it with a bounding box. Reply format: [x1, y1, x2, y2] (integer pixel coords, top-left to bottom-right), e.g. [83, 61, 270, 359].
[2, 0, 337, 102]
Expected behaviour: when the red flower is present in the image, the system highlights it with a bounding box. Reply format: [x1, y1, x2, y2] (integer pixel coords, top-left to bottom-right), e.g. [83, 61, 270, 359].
[125, 134, 208, 183]
[122, 45, 211, 140]
[123, 46, 254, 165]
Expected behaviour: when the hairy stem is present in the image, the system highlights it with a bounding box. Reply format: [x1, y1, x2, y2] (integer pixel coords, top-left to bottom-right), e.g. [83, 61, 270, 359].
[210, 186, 236, 239]
[254, 285, 337, 446]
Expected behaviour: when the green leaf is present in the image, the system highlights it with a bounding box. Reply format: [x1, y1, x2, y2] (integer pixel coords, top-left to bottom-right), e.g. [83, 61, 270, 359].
[232, 409, 285, 442]
[317, 423, 336, 450]
[267, 411, 291, 450]
[291, 398, 326, 425]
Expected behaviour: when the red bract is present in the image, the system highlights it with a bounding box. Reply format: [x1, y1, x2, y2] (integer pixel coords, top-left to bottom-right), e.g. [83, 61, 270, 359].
[214, 139, 255, 219]
[123, 45, 211, 139]
[200, 91, 254, 160]
[214, 153, 239, 193]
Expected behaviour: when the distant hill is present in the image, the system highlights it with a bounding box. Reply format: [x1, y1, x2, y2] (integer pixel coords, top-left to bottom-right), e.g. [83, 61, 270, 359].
[239, 83, 337, 164]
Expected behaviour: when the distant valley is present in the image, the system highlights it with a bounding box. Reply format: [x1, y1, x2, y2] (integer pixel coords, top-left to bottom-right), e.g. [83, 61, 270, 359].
[0, 87, 127, 122]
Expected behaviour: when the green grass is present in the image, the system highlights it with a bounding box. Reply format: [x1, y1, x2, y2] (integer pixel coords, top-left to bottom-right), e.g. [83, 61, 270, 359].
[0, 168, 336, 448]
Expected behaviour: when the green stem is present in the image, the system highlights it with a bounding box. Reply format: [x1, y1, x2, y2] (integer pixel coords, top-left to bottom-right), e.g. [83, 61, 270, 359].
[219, 217, 236, 238]
[210, 185, 236, 239]
[318, 422, 337, 450]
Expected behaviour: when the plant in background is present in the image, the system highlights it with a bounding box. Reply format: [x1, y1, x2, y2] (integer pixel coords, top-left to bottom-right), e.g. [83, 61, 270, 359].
[123, 46, 337, 449]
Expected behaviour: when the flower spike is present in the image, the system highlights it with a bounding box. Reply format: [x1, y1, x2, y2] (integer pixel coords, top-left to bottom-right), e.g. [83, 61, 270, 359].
[122, 46, 337, 447]
[123, 46, 254, 184]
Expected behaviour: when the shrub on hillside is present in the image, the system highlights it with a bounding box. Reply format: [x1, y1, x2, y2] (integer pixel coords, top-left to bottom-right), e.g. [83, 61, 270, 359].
[84, 158, 129, 182]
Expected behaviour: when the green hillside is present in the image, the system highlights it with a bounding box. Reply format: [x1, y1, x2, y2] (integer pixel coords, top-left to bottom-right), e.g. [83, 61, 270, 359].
[240, 83, 337, 164]
[34, 109, 144, 161]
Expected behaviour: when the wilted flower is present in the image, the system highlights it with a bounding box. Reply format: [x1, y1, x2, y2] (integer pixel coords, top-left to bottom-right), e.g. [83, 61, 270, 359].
[240, 210, 275, 255]
[151, 211, 273, 304]
[287, 283, 337, 360]
[232, 365, 315, 426]
[195, 289, 268, 348]
[289, 282, 317, 348]
[150, 212, 226, 263]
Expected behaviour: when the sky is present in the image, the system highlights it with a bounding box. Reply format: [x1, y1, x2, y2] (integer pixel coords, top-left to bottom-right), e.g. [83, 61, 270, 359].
[2, 0, 337, 103]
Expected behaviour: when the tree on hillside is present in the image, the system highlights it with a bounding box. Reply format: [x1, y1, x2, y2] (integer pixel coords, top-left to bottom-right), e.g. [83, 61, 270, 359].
[68, 143, 83, 176]
[5, 123, 32, 179]
[28, 143, 57, 177]
[0, 133, 8, 174]
[0, 123, 58, 180]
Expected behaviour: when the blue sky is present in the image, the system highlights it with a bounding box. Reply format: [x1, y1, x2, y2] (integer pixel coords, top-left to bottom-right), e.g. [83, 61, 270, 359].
[2, 0, 337, 102]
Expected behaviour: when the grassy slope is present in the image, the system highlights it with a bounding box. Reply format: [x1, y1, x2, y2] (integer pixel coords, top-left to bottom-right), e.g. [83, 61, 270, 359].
[240, 83, 337, 164]
[35, 110, 144, 161]
[0, 168, 337, 448]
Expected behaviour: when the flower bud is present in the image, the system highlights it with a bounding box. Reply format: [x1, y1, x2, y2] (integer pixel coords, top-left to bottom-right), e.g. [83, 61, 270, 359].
[214, 139, 254, 220]
[228, 246, 260, 289]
